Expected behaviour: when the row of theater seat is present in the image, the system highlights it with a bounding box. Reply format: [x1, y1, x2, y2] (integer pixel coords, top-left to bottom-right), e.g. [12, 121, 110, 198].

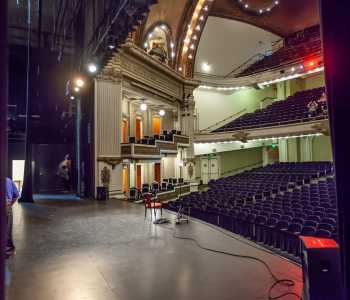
[165, 162, 336, 259]
[129, 178, 186, 201]
[127, 130, 182, 145]
[238, 25, 321, 77]
[214, 87, 326, 132]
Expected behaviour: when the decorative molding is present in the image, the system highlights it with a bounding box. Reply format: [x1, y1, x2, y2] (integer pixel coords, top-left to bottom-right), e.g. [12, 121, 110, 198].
[100, 42, 200, 101]
[232, 131, 250, 143]
[195, 119, 329, 143]
[311, 121, 330, 136]
[97, 157, 123, 169]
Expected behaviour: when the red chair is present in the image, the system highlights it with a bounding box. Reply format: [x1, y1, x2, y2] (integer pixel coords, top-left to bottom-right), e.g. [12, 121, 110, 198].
[144, 192, 162, 219]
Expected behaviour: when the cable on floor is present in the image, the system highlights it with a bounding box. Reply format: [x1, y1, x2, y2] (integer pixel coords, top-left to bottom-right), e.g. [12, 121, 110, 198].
[156, 221, 302, 300]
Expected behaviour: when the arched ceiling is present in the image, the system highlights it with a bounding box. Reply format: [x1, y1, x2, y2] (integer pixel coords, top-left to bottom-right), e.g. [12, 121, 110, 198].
[142, 0, 190, 43]
[142, 0, 319, 43]
[209, 0, 319, 37]
[194, 16, 279, 77]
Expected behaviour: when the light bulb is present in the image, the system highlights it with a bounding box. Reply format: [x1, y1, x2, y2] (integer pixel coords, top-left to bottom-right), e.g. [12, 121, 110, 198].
[140, 103, 147, 111]
[87, 63, 97, 73]
[159, 109, 165, 116]
[76, 79, 84, 87]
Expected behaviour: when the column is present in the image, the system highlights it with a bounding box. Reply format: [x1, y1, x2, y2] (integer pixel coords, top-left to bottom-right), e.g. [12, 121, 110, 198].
[94, 79, 123, 195]
[262, 146, 269, 166]
[320, 2, 350, 298]
[278, 139, 288, 162]
[300, 136, 313, 162]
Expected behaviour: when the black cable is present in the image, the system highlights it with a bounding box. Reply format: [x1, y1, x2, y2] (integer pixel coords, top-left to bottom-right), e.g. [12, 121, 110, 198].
[167, 209, 301, 267]
[156, 221, 301, 300]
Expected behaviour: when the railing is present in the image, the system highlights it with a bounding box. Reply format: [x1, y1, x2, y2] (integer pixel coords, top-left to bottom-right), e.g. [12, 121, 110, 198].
[210, 114, 327, 133]
[224, 53, 266, 78]
[220, 162, 263, 178]
[197, 109, 247, 133]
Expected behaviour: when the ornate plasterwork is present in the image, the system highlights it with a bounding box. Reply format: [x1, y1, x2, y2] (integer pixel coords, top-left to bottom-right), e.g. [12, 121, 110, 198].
[311, 120, 330, 136]
[97, 157, 123, 169]
[99, 42, 199, 102]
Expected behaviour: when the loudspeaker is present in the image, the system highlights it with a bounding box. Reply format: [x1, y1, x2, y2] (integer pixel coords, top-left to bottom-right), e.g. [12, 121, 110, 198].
[300, 236, 343, 300]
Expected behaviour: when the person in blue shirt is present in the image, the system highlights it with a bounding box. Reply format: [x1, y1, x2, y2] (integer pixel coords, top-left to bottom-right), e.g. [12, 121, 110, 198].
[5, 177, 19, 257]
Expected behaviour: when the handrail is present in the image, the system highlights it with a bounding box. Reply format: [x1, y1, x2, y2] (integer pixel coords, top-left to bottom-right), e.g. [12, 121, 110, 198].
[198, 108, 247, 133]
[224, 53, 266, 78]
[197, 96, 278, 134]
[221, 162, 263, 177]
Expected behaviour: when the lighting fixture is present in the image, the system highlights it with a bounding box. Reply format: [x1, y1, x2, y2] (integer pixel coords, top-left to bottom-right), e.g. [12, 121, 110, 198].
[188, 54, 193, 59]
[76, 79, 85, 87]
[201, 62, 211, 72]
[70, 96, 75, 100]
[159, 109, 165, 116]
[161, 24, 167, 30]
[87, 63, 97, 74]
[178, 67, 183, 71]
[74, 87, 80, 92]
[140, 102, 147, 111]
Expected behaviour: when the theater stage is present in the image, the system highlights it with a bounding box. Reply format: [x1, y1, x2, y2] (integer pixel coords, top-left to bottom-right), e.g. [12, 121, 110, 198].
[6, 199, 302, 300]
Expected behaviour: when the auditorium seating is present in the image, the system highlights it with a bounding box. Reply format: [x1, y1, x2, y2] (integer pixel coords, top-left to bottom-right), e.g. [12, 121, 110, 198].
[126, 130, 182, 144]
[213, 87, 326, 132]
[165, 162, 336, 259]
[238, 25, 321, 77]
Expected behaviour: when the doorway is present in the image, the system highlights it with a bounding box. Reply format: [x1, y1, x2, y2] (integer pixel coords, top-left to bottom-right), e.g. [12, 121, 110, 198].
[154, 163, 161, 183]
[152, 116, 161, 135]
[136, 118, 142, 141]
[200, 156, 219, 184]
[12, 160, 25, 192]
[122, 167, 129, 193]
[136, 165, 142, 189]
[122, 119, 128, 143]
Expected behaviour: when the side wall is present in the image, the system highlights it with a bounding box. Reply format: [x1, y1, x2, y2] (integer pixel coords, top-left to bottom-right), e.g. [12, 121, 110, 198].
[194, 86, 276, 130]
[312, 135, 333, 161]
[219, 147, 263, 176]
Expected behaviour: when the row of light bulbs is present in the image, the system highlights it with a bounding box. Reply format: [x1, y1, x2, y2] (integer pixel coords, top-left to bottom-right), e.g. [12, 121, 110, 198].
[259, 65, 324, 87]
[196, 133, 323, 145]
[238, 0, 280, 14]
[140, 102, 165, 116]
[180, 0, 209, 71]
[199, 85, 247, 91]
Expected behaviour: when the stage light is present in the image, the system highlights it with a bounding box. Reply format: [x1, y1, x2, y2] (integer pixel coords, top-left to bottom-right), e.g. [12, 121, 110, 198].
[140, 102, 147, 111]
[159, 109, 165, 116]
[87, 63, 97, 74]
[76, 78, 85, 87]
[309, 61, 315, 66]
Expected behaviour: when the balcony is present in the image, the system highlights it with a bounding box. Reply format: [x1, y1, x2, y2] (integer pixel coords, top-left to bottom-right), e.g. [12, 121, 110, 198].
[121, 131, 190, 159]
